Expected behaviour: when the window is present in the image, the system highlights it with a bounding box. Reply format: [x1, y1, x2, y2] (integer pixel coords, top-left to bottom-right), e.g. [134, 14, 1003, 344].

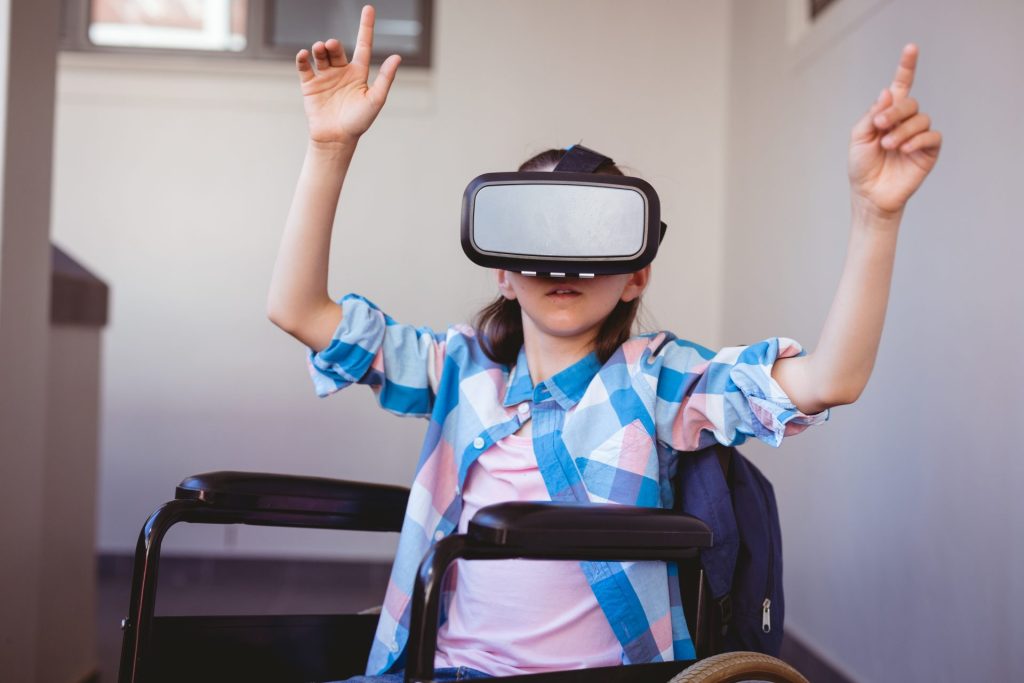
[809, 0, 841, 20]
[60, 0, 433, 67]
[786, 0, 889, 69]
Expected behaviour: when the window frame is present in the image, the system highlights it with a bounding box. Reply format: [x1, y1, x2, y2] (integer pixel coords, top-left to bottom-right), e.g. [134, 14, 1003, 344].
[809, 0, 841, 20]
[59, 0, 434, 68]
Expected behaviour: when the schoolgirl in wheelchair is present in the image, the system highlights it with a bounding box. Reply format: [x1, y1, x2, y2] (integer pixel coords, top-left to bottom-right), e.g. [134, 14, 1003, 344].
[261, 6, 941, 682]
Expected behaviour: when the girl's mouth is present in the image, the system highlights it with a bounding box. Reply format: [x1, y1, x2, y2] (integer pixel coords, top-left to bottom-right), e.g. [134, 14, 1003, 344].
[546, 286, 581, 299]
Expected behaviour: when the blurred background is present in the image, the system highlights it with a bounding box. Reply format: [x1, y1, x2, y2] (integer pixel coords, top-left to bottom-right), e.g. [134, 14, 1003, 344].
[1, 0, 1021, 681]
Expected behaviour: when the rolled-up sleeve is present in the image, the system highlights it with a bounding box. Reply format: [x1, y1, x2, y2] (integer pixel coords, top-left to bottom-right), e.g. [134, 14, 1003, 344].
[654, 336, 829, 450]
[306, 293, 446, 418]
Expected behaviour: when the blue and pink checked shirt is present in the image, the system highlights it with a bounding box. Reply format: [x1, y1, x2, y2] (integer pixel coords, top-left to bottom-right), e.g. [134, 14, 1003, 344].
[307, 293, 829, 675]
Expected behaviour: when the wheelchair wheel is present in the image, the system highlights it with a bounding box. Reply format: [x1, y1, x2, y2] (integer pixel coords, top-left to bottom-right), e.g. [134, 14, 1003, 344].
[667, 651, 809, 683]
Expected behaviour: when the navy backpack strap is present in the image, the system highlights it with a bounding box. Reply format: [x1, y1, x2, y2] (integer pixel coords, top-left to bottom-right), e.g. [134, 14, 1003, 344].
[679, 446, 739, 600]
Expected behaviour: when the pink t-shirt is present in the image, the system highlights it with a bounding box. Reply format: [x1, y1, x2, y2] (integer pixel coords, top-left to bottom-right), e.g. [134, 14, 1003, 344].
[434, 430, 623, 676]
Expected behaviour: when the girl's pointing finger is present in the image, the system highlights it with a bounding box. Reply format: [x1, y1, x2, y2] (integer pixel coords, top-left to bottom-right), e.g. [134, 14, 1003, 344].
[889, 43, 919, 98]
[351, 4, 376, 68]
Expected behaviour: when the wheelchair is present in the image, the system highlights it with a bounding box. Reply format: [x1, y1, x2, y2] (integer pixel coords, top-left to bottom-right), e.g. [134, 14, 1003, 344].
[117, 445, 809, 683]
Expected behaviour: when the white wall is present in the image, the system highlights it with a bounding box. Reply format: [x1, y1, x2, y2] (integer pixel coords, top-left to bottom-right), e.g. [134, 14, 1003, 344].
[52, 0, 732, 560]
[722, 0, 1023, 680]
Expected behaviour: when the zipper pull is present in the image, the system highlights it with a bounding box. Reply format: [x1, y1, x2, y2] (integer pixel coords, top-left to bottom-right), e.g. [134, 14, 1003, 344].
[762, 598, 772, 633]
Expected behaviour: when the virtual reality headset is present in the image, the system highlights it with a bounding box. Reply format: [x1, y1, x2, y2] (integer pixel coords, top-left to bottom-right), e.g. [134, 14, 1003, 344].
[461, 145, 667, 278]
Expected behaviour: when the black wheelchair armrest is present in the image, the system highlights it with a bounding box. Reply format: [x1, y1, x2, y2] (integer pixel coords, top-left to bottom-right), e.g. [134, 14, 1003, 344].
[406, 503, 714, 681]
[175, 471, 410, 532]
[468, 501, 713, 552]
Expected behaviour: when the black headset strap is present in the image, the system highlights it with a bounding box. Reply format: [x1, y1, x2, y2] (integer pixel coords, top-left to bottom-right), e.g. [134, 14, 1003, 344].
[553, 144, 614, 173]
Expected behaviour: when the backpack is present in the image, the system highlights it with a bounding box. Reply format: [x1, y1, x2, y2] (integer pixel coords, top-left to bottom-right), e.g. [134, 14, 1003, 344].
[677, 443, 785, 656]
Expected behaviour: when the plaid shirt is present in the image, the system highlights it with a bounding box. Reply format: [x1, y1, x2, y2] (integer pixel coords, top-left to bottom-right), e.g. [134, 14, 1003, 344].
[307, 293, 829, 675]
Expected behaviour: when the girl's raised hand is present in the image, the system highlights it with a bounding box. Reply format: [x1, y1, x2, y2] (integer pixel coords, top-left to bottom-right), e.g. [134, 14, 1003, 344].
[295, 4, 401, 147]
[848, 44, 942, 218]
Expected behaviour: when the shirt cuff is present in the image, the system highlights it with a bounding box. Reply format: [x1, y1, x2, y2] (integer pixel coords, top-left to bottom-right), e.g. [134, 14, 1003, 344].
[306, 294, 386, 398]
[728, 337, 830, 448]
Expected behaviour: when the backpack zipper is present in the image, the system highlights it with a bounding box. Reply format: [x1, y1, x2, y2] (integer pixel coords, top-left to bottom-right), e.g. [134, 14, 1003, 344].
[753, 469, 775, 634]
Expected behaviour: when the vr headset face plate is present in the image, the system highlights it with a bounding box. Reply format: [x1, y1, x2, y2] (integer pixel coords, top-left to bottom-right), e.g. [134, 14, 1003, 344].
[461, 171, 663, 278]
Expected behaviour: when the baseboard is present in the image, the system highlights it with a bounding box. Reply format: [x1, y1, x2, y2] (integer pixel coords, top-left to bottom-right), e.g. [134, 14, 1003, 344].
[780, 631, 858, 683]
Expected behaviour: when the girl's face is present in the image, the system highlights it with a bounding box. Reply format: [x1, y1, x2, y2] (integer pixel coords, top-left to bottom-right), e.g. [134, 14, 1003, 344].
[495, 267, 650, 344]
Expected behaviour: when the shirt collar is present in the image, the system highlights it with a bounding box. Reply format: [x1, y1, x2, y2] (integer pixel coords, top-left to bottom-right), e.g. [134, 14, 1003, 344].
[503, 346, 601, 410]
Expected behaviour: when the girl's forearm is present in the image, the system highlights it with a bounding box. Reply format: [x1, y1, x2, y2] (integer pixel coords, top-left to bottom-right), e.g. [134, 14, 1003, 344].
[773, 45, 940, 415]
[803, 202, 903, 408]
[267, 140, 355, 346]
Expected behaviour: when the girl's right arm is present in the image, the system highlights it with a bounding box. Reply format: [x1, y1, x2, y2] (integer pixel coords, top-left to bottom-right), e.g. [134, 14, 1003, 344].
[267, 4, 401, 352]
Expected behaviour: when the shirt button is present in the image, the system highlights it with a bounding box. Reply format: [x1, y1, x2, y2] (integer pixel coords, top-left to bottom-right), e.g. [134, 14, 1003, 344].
[472, 436, 485, 449]
[434, 529, 445, 541]
[389, 640, 400, 653]
[517, 403, 530, 415]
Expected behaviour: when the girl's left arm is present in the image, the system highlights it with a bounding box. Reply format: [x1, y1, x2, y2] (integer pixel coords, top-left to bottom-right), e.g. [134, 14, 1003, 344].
[772, 44, 943, 415]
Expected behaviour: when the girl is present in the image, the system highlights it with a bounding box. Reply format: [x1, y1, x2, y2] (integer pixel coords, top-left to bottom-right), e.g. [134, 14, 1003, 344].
[267, 6, 942, 682]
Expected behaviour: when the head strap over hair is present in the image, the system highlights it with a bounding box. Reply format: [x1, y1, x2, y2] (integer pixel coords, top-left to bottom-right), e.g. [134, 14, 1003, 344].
[553, 144, 614, 173]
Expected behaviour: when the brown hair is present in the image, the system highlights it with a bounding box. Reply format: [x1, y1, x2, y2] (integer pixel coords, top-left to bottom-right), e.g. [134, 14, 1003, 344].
[473, 148, 642, 366]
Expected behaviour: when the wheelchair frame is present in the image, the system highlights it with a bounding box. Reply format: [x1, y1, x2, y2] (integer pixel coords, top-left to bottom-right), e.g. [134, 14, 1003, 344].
[118, 470, 728, 683]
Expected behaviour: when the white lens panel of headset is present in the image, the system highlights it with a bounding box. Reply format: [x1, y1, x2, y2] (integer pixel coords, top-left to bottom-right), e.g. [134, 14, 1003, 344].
[472, 183, 646, 258]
